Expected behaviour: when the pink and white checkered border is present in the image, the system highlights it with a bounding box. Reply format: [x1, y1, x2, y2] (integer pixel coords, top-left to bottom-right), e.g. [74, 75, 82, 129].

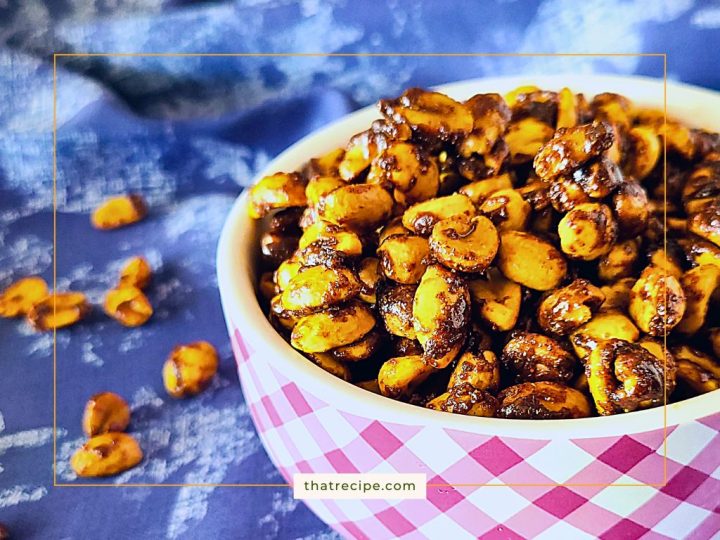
[231, 327, 720, 540]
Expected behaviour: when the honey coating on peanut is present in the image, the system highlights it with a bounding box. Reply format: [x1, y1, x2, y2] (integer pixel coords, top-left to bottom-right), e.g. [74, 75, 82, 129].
[91, 194, 147, 230]
[587, 339, 674, 415]
[248, 84, 720, 420]
[82, 392, 131, 437]
[427, 383, 499, 417]
[429, 215, 499, 273]
[502, 332, 577, 384]
[71, 432, 143, 477]
[413, 265, 470, 369]
[162, 341, 219, 398]
[0, 276, 49, 318]
[538, 278, 605, 335]
[498, 381, 592, 419]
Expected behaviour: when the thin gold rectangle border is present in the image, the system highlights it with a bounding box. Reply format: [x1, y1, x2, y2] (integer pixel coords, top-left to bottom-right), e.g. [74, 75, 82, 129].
[52, 52, 668, 489]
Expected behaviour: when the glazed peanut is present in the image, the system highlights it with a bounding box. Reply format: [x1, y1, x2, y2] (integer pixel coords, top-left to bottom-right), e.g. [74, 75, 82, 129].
[331, 329, 382, 362]
[0, 276, 48, 318]
[677, 265, 720, 334]
[248, 173, 306, 219]
[427, 383, 499, 417]
[163, 341, 219, 398]
[413, 265, 470, 368]
[104, 286, 153, 327]
[402, 193, 475, 236]
[307, 353, 351, 381]
[458, 173, 513, 204]
[479, 188, 531, 231]
[597, 239, 639, 282]
[280, 265, 360, 313]
[587, 339, 673, 415]
[318, 184, 393, 231]
[498, 382, 592, 419]
[71, 432, 143, 477]
[291, 301, 375, 353]
[629, 265, 686, 336]
[377, 234, 429, 284]
[91, 194, 147, 230]
[558, 203, 617, 260]
[82, 392, 131, 437]
[502, 332, 576, 384]
[538, 279, 605, 335]
[27, 292, 90, 331]
[468, 268, 521, 332]
[570, 309, 640, 360]
[378, 284, 417, 339]
[357, 257, 381, 304]
[118, 257, 152, 290]
[533, 120, 613, 180]
[497, 231, 567, 290]
[378, 355, 435, 399]
[429, 215, 499, 273]
[673, 346, 720, 394]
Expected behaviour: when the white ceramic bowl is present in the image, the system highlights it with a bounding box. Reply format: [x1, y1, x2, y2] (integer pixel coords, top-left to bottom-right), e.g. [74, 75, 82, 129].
[218, 75, 720, 539]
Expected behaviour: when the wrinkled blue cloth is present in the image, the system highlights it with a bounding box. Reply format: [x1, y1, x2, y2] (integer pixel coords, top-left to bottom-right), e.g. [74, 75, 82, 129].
[1, 1, 719, 539]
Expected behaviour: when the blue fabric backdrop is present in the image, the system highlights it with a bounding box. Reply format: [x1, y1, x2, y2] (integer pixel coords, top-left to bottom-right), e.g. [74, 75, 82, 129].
[1, 1, 719, 538]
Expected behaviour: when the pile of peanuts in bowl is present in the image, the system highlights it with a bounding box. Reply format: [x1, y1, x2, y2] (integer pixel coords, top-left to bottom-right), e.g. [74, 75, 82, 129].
[247, 85, 720, 420]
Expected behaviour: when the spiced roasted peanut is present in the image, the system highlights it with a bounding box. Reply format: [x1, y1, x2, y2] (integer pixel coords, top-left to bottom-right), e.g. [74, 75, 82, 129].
[498, 381, 592, 419]
[291, 301, 376, 353]
[413, 264, 470, 368]
[82, 392, 131, 437]
[587, 339, 673, 415]
[379, 88, 474, 142]
[162, 341, 219, 398]
[458, 173, 513, 204]
[71, 432, 143, 477]
[378, 284, 417, 339]
[357, 257, 381, 304]
[478, 188, 531, 231]
[429, 215, 499, 273]
[597, 239, 639, 282]
[538, 278, 605, 335]
[91, 194, 147, 230]
[502, 332, 576, 384]
[307, 353, 351, 381]
[558, 203, 617, 260]
[402, 193, 475, 236]
[331, 329, 382, 362]
[27, 292, 90, 331]
[612, 180, 649, 238]
[629, 265, 687, 336]
[367, 141, 439, 200]
[677, 265, 720, 334]
[497, 231, 567, 290]
[298, 220, 363, 257]
[280, 265, 360, 313]
[0, 276, 48, 318]
[505, 117, 555, 163]
[688, 201, 720, 248]
[673, 345, 720, 394]
[377, 234, 429, 284]
[104, 286, 153, 327]
[318, 184, 393, 231]
[468, 268, 521, 332]
[533, 120, 613, 180]
[448, 347, 500, 393]
[570, 310, 640, 360]
[118, 257, 152, 290]
[624, 126, 661, 180]
[248, 173, 306, 219]
[378, 355, 435, 399]
[426, 383, 499, 417]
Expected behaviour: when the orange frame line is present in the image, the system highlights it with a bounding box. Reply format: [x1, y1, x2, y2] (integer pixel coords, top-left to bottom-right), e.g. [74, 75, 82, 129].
[52, 51, 668, 489]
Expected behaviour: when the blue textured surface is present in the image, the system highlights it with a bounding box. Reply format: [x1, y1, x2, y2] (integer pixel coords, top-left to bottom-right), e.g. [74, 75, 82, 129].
[1, 1, 719, 538]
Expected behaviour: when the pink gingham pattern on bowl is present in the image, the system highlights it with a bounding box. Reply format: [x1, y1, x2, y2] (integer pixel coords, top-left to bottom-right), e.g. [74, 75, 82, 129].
[231, 327, 720, 540]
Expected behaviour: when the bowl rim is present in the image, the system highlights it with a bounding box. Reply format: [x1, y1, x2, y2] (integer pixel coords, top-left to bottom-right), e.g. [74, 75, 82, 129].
[217, 73, 720, 440]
